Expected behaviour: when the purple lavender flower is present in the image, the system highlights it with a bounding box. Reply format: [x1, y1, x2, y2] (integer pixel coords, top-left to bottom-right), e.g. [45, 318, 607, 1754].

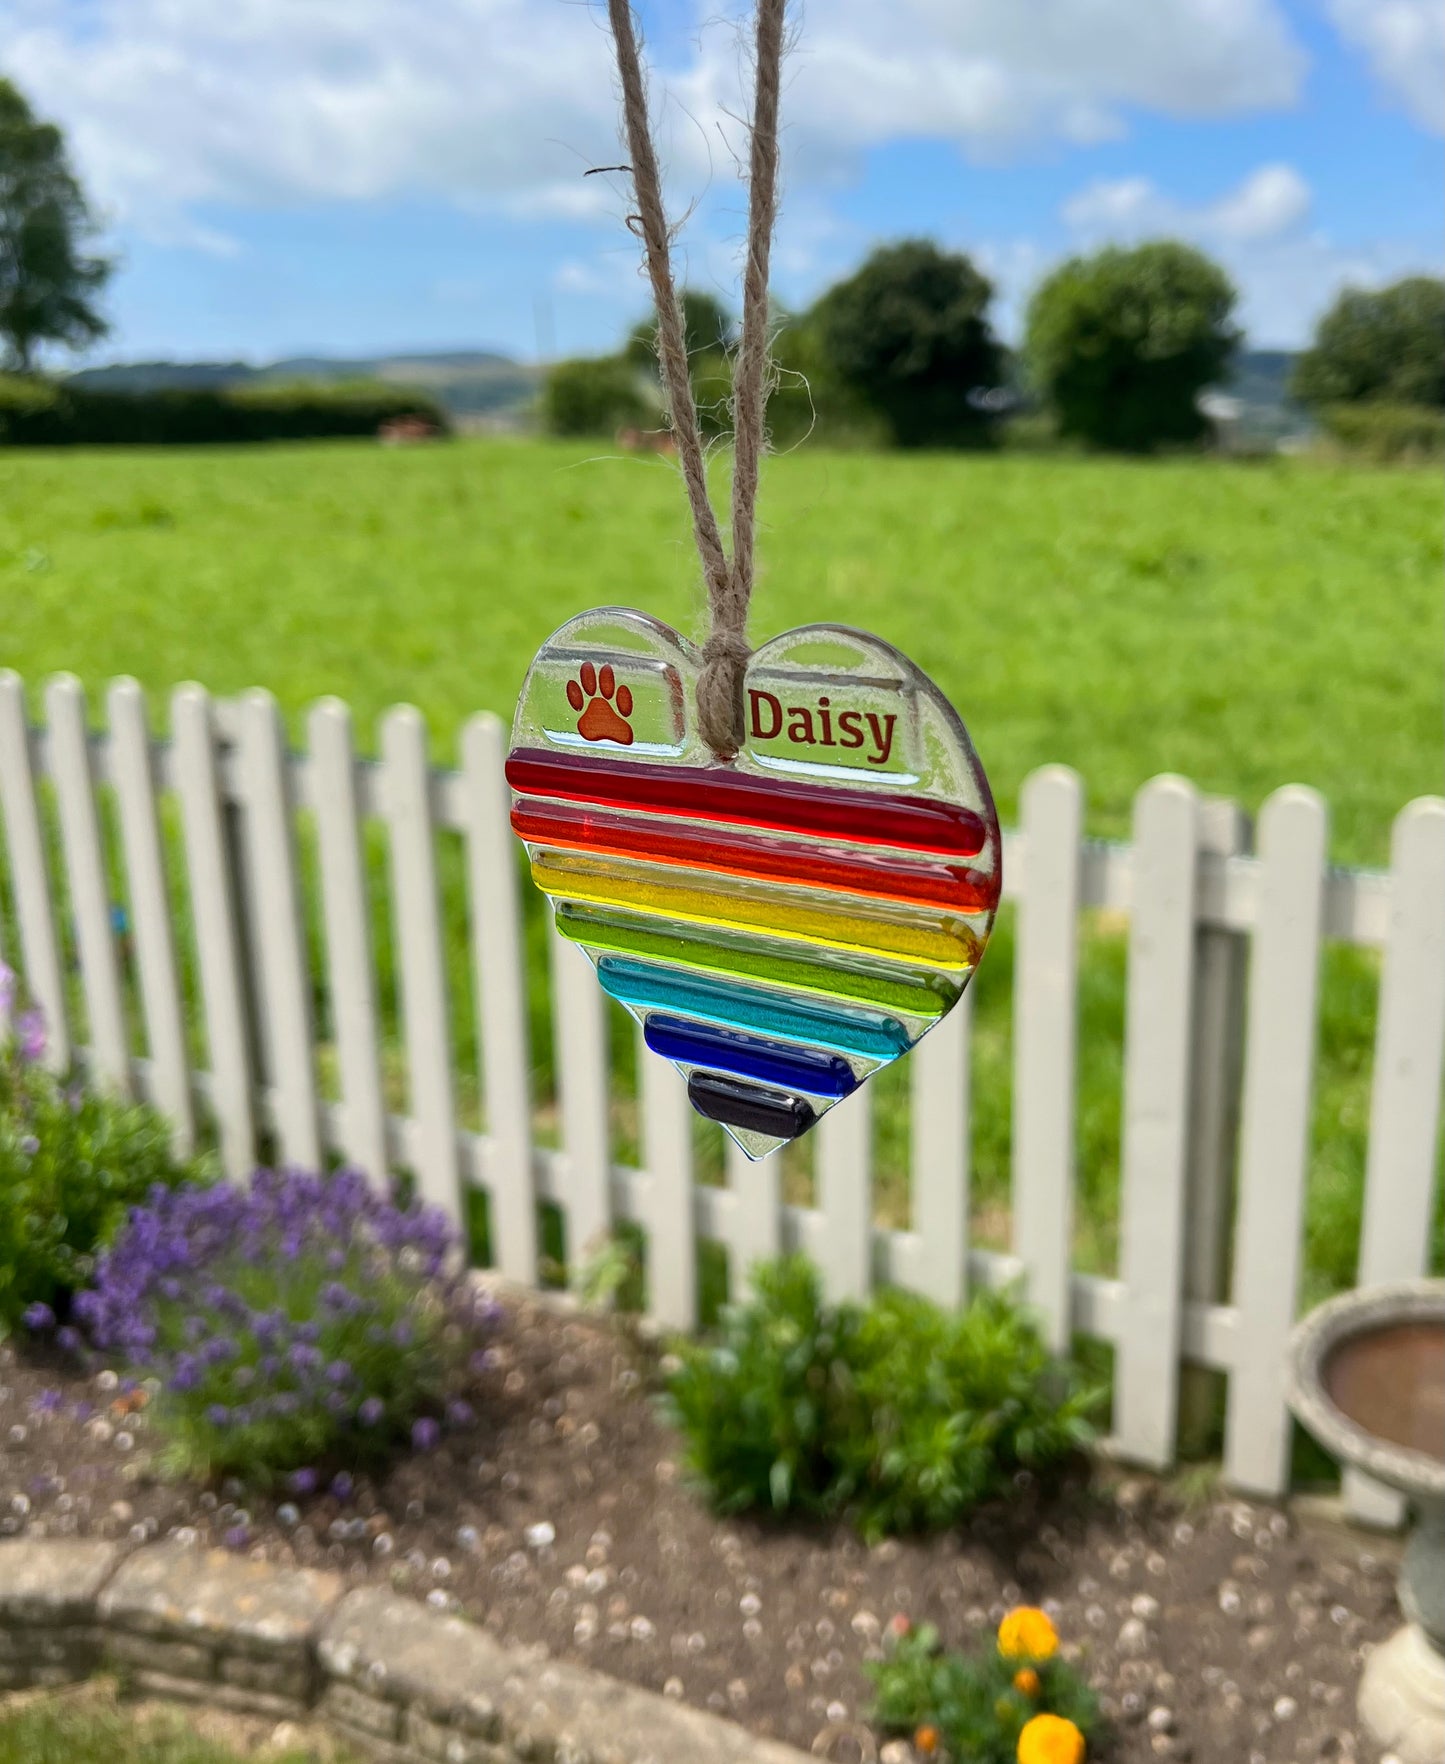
[22, 1302, 55, 1332]
[0, 960, 14, 1017]
[77, 1166, 465, 1483]
[411, 1417, 441, 1453]
[55, 1325, 81, 1355]
[330, 1471, 354, 1502]
[15, 1006, 45, 1064]
[222, 1525, 249, 1551]
[29, 1388, 64, 1414]
[445, 1399, 475, 1429]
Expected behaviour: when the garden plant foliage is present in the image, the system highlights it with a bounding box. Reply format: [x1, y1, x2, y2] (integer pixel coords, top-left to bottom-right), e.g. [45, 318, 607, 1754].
[76, 1167, 492, 1483]
[870, 1613, 1099, 1764]
[0, 971, 212, 1336]
[664, 1257, 1099, 1539]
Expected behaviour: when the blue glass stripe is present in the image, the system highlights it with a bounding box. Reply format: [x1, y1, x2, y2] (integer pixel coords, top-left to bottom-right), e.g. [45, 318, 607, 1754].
[645, 1015, 858, 1098]
[597, 956, 912, 1060]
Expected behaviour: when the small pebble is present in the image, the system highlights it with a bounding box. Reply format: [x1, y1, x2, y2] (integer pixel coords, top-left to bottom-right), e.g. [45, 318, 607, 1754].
[526, 1520, 556, 1549]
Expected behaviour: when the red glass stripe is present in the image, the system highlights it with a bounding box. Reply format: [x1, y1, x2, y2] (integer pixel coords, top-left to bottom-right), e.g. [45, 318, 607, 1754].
[511, 800, 999, 913]
[505, 748, 988, 858]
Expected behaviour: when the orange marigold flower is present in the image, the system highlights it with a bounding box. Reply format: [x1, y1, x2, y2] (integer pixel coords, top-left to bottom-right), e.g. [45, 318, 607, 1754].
[913, 1725, 940, 1755]
[1017, 1712, 1085, 1764]
[1013, 1667, 1042, 1697]
[997, 1606, 1059, 1661]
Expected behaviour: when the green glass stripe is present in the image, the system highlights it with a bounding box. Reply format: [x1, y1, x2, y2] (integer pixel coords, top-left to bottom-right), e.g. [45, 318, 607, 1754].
[555, 903, 959, 1019]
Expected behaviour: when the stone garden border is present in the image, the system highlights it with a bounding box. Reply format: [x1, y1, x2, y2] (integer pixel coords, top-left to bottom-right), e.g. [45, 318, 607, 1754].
[0, 1538, 812, 1764]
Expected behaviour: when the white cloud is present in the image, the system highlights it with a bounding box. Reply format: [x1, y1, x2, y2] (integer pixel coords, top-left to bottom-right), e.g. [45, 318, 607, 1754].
[1054, 163, 1438, 345]
[1328, 0, 1445, 134]
[1064, 163, 1312, 244]
[781, 0, 1305, 164]
[0, 0, 1310, 251]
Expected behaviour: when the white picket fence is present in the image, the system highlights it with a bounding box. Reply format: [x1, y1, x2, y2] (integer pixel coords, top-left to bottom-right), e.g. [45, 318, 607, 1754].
[1, 669, 1442, 1521]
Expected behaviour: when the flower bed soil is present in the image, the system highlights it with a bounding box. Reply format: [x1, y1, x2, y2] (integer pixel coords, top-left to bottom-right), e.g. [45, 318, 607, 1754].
[2, 1290, 1398, 1764]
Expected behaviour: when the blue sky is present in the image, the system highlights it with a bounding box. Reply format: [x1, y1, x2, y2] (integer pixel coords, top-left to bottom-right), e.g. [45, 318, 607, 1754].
[2, 0, 1440, 365]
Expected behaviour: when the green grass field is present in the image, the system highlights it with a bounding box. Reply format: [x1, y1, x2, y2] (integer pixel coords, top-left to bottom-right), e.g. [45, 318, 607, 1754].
[1, 439, 1441, 1313]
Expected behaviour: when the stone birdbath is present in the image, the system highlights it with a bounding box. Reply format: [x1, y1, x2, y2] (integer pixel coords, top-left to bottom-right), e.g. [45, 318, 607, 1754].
[1287, 1279, 1445, 1764]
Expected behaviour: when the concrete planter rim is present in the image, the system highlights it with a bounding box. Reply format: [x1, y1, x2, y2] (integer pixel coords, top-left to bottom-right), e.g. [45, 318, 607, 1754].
[1286, 1278, 1445, 1505]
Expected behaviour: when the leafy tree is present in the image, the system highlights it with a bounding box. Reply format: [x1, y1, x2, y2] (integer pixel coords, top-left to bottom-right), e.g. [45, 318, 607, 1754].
[1025, 242, 1239, 451]
[622, 290, 737, 438]
[623, 288, 736, 369]
[1292, 277, 1445, 410]
[810, 240, 1004, 447]
[0, 79, 110, 372]
[540, 354, 654, 437]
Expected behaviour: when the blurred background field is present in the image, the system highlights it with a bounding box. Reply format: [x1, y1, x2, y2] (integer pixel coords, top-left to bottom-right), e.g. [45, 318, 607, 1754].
[2, 437, 1439, 862]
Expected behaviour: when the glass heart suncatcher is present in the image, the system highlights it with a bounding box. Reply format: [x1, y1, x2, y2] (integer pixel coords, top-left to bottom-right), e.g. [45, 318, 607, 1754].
[507, 609, 1000, 1159]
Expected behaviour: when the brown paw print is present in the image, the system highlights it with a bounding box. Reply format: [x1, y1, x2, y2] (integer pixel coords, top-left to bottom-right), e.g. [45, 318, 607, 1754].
[567, 661, 634, 745]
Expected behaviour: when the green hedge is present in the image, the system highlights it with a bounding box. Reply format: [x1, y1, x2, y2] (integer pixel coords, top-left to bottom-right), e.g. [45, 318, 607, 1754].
[0, 375, 450, 445]
[1319, 401, 1445, 462]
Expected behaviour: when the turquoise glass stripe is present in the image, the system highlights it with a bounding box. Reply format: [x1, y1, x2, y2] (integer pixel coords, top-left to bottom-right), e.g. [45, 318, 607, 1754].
[596, 955, 913, 1061]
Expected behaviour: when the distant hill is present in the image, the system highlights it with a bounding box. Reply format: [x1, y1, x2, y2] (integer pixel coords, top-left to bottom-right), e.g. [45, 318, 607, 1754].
[67, 349, 541, 424]
[1213, 348, 1314, 448]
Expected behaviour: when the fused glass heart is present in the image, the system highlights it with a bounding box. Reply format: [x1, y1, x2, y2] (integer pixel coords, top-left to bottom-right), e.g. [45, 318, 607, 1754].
[507, 609, 1000, 1159]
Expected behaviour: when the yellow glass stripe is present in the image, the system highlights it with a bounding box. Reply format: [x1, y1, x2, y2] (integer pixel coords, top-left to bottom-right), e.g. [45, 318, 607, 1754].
[531, 854, 976, 972]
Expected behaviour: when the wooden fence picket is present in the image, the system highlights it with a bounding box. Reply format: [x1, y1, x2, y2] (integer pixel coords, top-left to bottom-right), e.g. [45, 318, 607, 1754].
[911, 987, 972, 1308]
[309, 698, 388, 1184]
[108, 679, 195, 1150]
[44, 676, 131, 1096]
[172, 684, 255, 1177]
[548, 922, 611, 1264]
[380, 706, 461, 1222]
[726, 1135, 781, 1300]
[639, 1034, 697, 1326]
[239, 691, 321, 1172]
[1114, 776, 1200, 1469]
[0, 671, 70, 1071]
[1345, 796, 1445, 1525]
[817, 1084, 872, 1301]
[1012, 766, 1084, 1350]
[460, 712, 538, 1284]
[1225, 786, 1328, 1497]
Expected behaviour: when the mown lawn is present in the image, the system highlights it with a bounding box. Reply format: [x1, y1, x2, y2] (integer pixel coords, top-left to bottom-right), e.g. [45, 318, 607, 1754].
[0, 439, 1440, 1309]
[0, 1688, 342, 1764]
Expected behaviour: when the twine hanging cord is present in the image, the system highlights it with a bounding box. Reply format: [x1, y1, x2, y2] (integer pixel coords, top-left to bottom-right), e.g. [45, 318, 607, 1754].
[606, 0, 787, 758]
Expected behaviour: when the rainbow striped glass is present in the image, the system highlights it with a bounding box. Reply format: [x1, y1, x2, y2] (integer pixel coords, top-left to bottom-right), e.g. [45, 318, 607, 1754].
[509, 610, 999, 1159]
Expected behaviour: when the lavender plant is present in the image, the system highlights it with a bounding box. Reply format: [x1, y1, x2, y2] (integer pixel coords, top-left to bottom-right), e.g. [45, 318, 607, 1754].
[78, 1167, 492, 1482]
[0, 964, 212, 1337]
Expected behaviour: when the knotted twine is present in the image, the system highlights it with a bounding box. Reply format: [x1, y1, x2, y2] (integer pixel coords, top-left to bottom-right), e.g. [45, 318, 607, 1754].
[606, 0, 787, 759]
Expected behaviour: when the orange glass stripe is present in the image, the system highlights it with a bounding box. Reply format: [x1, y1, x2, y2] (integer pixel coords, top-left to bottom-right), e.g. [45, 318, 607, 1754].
[512, 799, 999, 914]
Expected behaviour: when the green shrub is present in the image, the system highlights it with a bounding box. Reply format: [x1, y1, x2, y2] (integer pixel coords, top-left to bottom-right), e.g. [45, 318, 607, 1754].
[541, 355, 655, 437]
[0, 376, 449, 445]
[663, 1256, 1100, 1538]
[1319, 401, 1445, 462]
[870, 1615, 1100, 1764]
[0, 976, 214, 1336]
